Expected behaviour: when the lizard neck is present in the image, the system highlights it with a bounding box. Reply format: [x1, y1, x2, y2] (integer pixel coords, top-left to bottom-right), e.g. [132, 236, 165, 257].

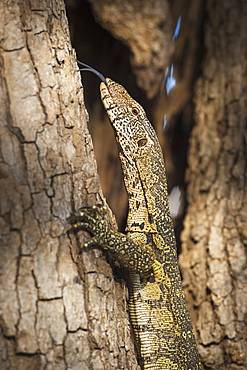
[119, 145, 173, 236]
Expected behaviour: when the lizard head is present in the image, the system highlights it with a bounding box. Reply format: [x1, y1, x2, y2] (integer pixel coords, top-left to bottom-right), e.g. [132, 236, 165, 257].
[76, 60, 159, 163]
[76, 60, 160, 164]
[99, 78, 160, 164]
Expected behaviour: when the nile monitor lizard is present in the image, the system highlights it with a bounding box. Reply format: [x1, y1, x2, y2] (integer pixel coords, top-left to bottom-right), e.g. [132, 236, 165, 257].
[72, 61, 202, 369]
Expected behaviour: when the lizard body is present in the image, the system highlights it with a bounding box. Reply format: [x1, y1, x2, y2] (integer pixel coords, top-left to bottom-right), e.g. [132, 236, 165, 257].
[73, 62, 202, 369]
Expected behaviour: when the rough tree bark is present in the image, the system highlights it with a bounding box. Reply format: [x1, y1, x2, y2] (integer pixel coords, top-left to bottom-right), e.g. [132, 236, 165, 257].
[88, 0, 173, 99]
[179, 1, 247, 369]
[0, 0, 139, 369]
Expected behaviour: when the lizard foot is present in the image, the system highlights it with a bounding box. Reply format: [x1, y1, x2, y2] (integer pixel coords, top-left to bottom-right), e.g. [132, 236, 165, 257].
[70, 204, 110, 248]
[70, 205, 155, 272]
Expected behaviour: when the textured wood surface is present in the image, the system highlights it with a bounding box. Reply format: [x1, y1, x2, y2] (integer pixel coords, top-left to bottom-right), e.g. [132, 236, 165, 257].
[0, 0, 139, 368]
[179, 1, 247, 368]
[88, 0, 173, 99]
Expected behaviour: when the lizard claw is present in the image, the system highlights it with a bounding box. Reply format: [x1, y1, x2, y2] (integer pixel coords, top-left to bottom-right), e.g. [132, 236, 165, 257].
[78, 204, 107, 220]
[70, 204, 110, 248]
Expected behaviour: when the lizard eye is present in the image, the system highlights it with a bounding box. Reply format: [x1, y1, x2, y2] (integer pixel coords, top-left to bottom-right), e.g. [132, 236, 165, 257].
[137, 138, 148, 147]
[132, 107, 140, 115]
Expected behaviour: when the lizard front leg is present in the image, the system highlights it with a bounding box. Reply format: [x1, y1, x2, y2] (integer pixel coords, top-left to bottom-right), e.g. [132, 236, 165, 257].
[71, 205, 156, 274]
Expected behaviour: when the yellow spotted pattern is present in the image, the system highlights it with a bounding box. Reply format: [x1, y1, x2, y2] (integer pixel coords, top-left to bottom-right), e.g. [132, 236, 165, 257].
[73, 73, 202, 369]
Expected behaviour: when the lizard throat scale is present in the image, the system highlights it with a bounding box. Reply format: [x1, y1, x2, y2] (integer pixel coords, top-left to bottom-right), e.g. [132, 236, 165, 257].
[74, 60, 202, 369]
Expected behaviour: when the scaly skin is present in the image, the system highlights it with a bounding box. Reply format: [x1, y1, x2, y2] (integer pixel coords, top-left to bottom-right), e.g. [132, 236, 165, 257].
[73, 73, 202, 369]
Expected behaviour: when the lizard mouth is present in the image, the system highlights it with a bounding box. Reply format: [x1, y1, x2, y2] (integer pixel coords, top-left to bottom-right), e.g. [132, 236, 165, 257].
[99, 78, 115, 106]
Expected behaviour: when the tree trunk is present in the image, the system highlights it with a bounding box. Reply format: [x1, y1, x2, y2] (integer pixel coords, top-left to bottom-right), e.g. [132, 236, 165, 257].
[0, 1, 138, 369]
[179, 1, 247, 369]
